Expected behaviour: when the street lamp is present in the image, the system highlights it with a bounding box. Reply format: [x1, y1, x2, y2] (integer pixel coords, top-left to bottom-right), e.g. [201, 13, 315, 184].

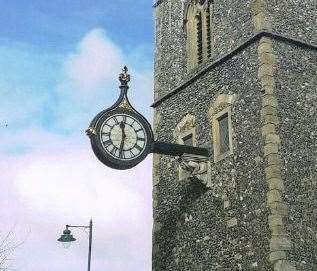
[58, 219, 93, 271]
[58, 228, 76, 249]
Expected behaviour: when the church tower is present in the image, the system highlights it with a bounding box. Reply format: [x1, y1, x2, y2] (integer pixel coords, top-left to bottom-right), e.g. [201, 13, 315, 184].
[152, 0, 317, 270]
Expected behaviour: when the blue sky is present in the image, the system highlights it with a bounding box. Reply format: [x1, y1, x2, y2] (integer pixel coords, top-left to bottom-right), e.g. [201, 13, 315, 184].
[0, 1, 153, 54]
[0, 1, 154, 270]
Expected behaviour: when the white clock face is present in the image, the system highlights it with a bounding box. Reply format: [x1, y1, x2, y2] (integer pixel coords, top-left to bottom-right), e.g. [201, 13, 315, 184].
[100, 114, 147, 160]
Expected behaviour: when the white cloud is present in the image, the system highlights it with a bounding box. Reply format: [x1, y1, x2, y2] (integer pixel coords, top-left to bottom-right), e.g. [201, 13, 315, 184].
[0, 143, 152, 271]
[14, 150, 152, 233]
[0, 28, 153, 140]
[54, 28, 153, 134]
[64, 28, 123, 93]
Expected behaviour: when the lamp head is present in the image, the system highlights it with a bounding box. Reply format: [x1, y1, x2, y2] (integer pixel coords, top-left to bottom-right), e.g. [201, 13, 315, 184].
[57, 228, 76, 248]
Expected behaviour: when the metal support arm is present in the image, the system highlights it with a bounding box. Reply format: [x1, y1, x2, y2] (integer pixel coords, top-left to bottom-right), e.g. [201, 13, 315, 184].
[151, 141, 210, 157]
[66, 220, 93, 271]
[66, 225, 90, 229]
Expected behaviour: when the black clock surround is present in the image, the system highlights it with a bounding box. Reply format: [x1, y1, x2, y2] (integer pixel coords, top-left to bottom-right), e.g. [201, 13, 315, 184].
[86, 66, 209, 170]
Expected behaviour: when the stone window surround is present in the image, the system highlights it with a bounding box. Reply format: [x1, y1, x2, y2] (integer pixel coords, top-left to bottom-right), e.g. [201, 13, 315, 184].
[174, 114, 197, 181]
[174, 113, 197, 146]
[212, 107, 233, 162]
[177, 127, 196, 146]
[208, 93, 236, 163]
[183, 0, 213, 71]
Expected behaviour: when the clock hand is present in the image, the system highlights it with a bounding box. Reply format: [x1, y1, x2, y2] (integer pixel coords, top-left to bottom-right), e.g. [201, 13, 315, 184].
[119, 139, 125, 157]
[119, 121, 126, 139]
[119, 121, 126, 157]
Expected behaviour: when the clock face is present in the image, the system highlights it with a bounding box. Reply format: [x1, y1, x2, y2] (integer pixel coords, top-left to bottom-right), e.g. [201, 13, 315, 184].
[89, 108, 153, 170]
[100, 114, 147, 161]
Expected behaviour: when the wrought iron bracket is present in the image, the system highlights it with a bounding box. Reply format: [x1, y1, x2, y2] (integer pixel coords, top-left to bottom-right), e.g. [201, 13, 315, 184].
[151, 141, 210, 157]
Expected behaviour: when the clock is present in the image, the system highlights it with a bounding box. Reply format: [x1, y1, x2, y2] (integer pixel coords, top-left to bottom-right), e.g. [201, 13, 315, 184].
[86, 66, 153, 170]
[86, 67, 210, 170]
[88, 108, 153, 169]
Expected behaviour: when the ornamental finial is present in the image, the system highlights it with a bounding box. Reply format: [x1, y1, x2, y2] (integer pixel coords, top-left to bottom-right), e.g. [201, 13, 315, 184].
[119, 66, 130, 87]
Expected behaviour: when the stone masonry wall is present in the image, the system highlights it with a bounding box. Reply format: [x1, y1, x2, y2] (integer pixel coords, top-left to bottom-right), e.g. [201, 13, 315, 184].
[154, 0, 186, 100]
[212, 0, 254, 56]
[154, 0, 255, 100]
[153, 0, 316, 270]
[267, 0, 316, 42]
[152, 44, 273, 270]
[274, 41, 317, 270]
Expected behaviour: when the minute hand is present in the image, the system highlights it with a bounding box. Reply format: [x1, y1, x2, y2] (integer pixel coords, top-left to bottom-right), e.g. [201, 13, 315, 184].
[119, 122, 126, 157]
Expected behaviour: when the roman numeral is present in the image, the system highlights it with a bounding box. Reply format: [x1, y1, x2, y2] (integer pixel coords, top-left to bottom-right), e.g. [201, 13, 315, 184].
[135, 128, 143, 133]
[101, 132, 110, 137]
[103, 140, 112, 147]
[110, 146, 118, 156]
[113, 117, 119, 124]
[137, 137, 145, 142]
[135, 144, 143, 152]
[119, 150, 125, 159]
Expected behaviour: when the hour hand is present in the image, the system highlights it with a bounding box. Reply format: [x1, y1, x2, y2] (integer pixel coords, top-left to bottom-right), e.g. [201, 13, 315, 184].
[119, 121, 125, 129]
[119, 121, 126, 138]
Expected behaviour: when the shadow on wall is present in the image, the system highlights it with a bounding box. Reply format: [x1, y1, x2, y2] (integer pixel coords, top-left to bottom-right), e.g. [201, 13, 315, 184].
[154, 178, 224, 270]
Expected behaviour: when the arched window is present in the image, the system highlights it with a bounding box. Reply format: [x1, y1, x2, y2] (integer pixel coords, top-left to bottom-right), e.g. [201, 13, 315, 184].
[205, 4, 212, 58]
[184, 0, 213, 70]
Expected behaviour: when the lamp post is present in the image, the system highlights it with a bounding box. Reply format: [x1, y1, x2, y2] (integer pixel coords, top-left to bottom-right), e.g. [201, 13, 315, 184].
[58, 219, 93, 271]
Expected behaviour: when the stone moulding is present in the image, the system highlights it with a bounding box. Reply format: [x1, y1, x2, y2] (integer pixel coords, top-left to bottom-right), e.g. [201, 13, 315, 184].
[173, 113, 210, 185]
[182, 0, 211, 23]
[151, 31, 317, 108]
[173, 113, 196, 139]
[174, 114, 199, 182]
[208, 93, 237, 115]
[176, 153, 210, 185]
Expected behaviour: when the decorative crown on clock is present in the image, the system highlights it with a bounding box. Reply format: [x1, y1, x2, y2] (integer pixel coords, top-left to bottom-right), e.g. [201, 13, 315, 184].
[118, 66, 130, 86]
